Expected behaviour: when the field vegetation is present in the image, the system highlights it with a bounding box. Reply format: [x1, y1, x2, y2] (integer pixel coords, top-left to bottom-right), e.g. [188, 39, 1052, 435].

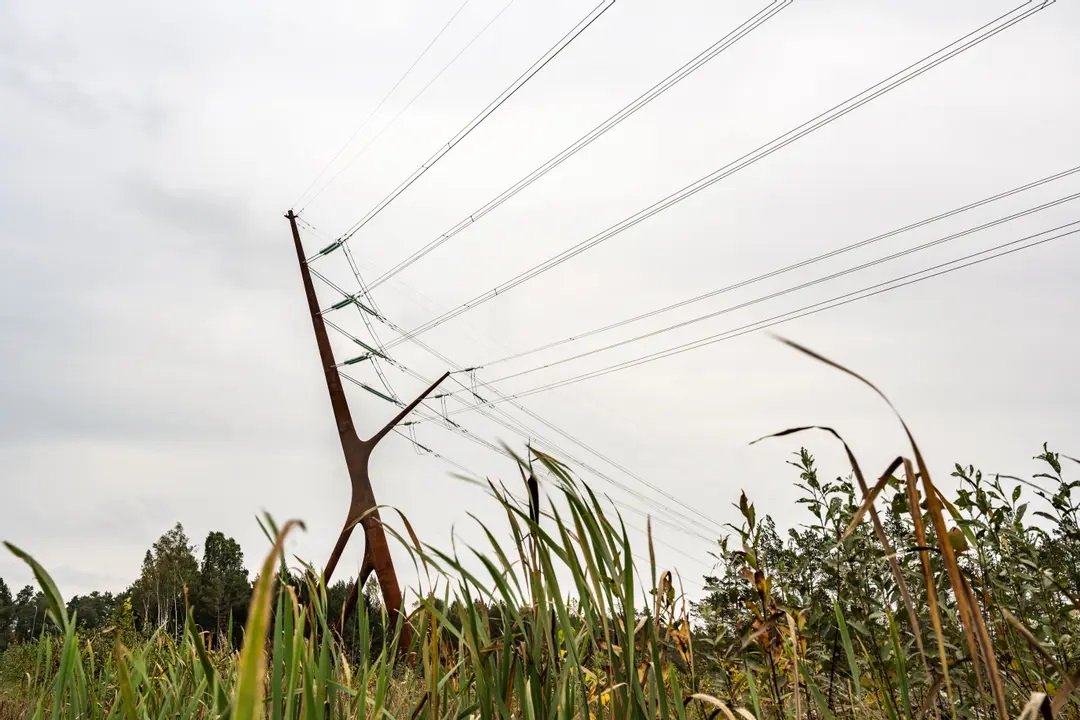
[1, 343, 1077, 719]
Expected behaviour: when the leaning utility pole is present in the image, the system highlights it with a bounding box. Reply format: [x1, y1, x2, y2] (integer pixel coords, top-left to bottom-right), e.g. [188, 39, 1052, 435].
[286, 210, 447, 646]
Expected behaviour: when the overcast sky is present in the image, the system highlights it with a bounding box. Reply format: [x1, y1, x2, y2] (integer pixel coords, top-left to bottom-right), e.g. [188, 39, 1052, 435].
[2, 0, 1078, 600]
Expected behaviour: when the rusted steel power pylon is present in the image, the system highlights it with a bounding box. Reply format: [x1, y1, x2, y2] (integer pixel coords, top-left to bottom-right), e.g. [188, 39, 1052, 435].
[287, 210, 447, 644]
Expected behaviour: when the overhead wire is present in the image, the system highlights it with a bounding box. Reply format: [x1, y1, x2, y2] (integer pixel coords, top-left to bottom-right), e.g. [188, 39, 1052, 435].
[618, 515, 718, 575]
[322, 305, 529, 508]
[299, 0, 520, 212]
[286, 2, 1061, 592]
[392, 362, 722, 542]
[390, 427, 479, 477]
[302, 232, 526, 476]
[346, 360, 718, 544]
[460, 220, 1080, 405]
[309, 261, 722, 541]
[306, 263, 720, 540]
[338, 368, 514, 464]
[304, 243, 726, 539]
[291, 0, 474, 210]
[304, 155, 1075, 527]
[463, 190, 1080, 389]
[325, 0, 618, 250]
[382, 0, 1054, 349]
[324, 206, 1072, 539]
[474, 163, 1080, 369]
[367, 212, 1075, 565]
[364, 0, 792, 291]
[338, 234, 403, 399]
[377, 330, 726, 538]
[304, 213, 510, 360]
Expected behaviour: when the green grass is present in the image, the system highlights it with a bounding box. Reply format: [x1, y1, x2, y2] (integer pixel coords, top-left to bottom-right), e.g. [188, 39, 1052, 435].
[2, 341, 1078, 719]
[0, 455, 724, 720]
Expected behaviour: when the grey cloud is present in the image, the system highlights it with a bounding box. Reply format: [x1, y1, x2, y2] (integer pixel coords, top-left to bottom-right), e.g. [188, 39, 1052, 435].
[0, 61, 162, 135]
[1, 0, 1079, 598]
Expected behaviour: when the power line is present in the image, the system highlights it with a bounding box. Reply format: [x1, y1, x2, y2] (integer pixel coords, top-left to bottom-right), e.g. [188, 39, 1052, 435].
[474, 164, 1080, 369]
[389, 421, 716, 588]
[387, 425, 541, 512]
[312, 279, 722, 541]
[458, 221, 1078, 405]
[290, 0, 1056, 546]
[298, 0, 520, 212]
[382, 359, 715, 540]
[346, 360, 719, 545]
[301, 212, 515, 361]
[382, 0, 1053, 349]
[364, 0, 792, 291]
[621, 517, 717, 576]
[390, 426, 479, 477]
[291, 0, 474, 210]
[304, 249, 727, 538]
[463, 191, 1080, 388]
[309, 262, 723, 541]
[339, 368, 513, 463]
[392, 361, 722, 542]
[328, 0, 618, 248]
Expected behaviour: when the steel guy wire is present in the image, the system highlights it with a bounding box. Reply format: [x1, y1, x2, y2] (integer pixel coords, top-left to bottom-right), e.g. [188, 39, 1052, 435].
[382, 0, 1054, 350]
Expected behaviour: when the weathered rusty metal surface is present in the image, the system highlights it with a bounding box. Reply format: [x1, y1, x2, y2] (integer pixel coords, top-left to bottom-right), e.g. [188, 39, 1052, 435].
[287, 210, 447, 644]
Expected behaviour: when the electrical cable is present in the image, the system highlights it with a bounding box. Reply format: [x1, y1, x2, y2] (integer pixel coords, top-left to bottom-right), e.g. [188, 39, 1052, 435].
[457, 220, 1079, 405]
[291, 0, 474, 210]
[364, 0, 792, 291]
[323, 307, 722, 541]
[326, 0, 618, 249]
[303, 252, 726, 539]
[315, 288, 717, 543]
[467, 191, 1080, 387]
[474, 163, 1080, 369]
[382, 0, 1053, 349]
[286, 2, 1060, 591]
[295, 0, 518, 213]
[336, 307, 725, 539]
[379, 360, 722, 542]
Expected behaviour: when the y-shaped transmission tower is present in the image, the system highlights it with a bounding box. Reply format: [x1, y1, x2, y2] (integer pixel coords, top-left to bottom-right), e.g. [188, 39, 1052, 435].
[287, 210, 448, 644]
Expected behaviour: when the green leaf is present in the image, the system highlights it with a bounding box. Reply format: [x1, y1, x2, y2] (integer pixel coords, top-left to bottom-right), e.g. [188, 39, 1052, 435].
[834, 601, 861, 700]
[4, 542, 69, 632]
[234, 518, 305, 720]
[114, 636, 140, 720]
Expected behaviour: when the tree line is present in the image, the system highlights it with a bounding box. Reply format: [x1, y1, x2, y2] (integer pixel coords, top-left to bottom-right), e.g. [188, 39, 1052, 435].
[0, 523, 381, 653]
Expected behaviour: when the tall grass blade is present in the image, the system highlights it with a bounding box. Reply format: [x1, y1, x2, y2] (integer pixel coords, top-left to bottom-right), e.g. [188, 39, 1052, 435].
[832, 601, 861, 701]
[234, 518, 304, 720]
[775, 336, 1007, 720]
[4, 543, 70, 632]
